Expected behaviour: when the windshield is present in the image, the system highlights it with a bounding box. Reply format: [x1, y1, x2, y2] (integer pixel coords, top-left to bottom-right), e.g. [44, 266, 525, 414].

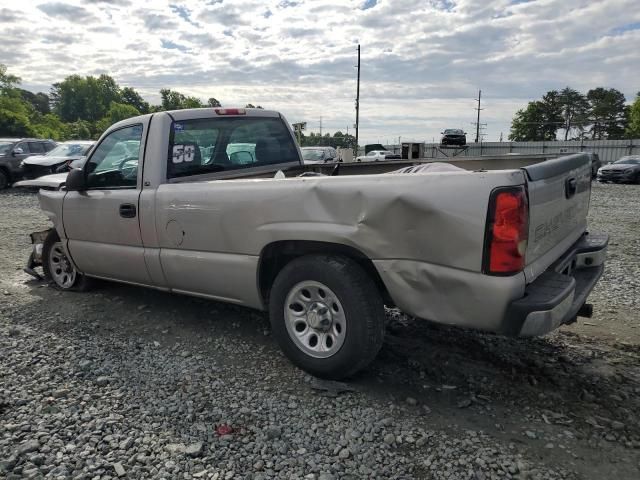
[46, 143, 92, 157]
[302, 149, 326, 161]
[614, 157, 640, 165]
[444, 129, 463, 134]
[0, 142, 13, 155]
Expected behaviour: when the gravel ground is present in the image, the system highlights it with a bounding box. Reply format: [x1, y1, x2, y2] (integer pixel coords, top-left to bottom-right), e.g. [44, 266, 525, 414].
[1, 183, 639, 480]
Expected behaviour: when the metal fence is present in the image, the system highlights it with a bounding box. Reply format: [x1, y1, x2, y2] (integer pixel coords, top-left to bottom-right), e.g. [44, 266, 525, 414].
[379, 139, 640, 163]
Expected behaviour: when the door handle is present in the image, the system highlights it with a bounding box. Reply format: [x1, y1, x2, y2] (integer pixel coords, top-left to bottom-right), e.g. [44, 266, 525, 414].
[119, 203, 137, 218]
[565, 177, 577, 199]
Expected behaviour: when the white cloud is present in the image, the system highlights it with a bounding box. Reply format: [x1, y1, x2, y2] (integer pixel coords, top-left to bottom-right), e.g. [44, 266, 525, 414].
[1, 0, 638, 143]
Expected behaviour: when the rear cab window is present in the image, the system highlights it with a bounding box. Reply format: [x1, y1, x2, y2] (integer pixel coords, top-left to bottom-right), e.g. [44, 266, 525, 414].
[167, 116, 299, 180]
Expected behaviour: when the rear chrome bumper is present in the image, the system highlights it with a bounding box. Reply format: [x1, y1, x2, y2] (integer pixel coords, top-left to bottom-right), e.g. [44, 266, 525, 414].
[502, 232, 608, 337]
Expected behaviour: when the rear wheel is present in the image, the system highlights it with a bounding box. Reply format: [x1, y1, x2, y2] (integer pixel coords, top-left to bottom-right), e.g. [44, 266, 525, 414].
[42, 230, 92, 291]
[269, 254, 385, 379]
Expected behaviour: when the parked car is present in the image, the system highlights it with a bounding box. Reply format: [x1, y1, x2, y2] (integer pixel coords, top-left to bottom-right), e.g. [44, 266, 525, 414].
[0, 138, 57, 188]
[440, 129, 467, 146]
[21, 108, 607, 379]
[597, 155, 640, 184]
[355, 149, 401, 162]
[301, 146, 338, 164]
[21, 141, 94, 179]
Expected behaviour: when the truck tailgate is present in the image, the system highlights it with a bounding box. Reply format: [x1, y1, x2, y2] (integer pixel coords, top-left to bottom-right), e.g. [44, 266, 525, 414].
[523, 154, 592, 283]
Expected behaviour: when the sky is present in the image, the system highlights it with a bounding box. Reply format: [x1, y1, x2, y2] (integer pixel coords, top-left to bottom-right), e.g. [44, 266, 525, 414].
[1, 0, 639, 144]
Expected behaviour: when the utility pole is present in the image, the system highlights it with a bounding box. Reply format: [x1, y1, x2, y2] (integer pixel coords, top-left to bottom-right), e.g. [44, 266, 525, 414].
[319, 116, 322, 138]
[473, 89, 483, 143]
[355, 44, 361, 155]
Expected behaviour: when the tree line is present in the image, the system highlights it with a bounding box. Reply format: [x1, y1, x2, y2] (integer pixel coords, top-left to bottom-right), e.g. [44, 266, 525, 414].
[509, 86, 640, 141]
[0, 64, 266, 140]
[298, 131, 357, 150]
[0, 64, 358, 147]
[0, 64, 357, 148]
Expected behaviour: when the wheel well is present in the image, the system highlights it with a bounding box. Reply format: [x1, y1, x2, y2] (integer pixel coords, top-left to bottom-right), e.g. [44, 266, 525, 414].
[258, 240, 393, 307]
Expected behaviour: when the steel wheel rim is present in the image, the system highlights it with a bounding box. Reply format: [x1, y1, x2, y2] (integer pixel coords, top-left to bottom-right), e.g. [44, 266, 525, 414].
[284, 280, 346, 359]
[49, 242, 76, 288]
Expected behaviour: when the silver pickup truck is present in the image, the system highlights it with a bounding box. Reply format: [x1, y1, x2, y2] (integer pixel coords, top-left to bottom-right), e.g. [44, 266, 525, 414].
[24, 108, 608, 379]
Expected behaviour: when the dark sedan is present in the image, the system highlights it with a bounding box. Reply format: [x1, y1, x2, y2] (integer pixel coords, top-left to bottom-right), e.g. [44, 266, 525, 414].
[440, 129, 467, 146]
[597, 156, 640, 184]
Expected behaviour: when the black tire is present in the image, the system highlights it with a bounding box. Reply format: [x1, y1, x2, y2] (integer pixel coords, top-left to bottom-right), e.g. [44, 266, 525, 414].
[269, 254, 385, 379]
[42, 230, 92, 291]
[0, 169, 9, 189]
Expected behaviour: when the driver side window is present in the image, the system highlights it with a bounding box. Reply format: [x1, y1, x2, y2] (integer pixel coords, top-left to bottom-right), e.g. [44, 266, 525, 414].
[86, 125, 142, 189]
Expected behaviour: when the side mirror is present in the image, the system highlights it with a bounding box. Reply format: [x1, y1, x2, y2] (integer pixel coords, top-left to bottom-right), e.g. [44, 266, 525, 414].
[12, 147, 24, 156]
[65, 168, 87, 191]
[464, 132, 468, 135]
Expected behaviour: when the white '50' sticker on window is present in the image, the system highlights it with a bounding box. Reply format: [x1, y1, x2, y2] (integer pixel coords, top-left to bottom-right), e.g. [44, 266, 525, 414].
[172, 144, 196, 163]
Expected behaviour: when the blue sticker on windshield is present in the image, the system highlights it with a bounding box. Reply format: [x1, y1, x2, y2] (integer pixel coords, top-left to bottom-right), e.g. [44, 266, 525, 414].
[174, 123, 184, 131]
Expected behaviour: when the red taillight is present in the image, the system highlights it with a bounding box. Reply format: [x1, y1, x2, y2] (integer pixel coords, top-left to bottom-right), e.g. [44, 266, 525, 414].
[484, 187, 528, 275]
[214, 108, 246, 115]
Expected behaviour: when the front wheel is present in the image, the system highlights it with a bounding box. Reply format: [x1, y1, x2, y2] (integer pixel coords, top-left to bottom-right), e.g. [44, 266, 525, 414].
[269, 255, 385, 379]
[42, 231, 92, 291]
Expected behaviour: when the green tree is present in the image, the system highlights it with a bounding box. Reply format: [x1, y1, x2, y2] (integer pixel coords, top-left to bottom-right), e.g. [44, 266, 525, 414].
[30, 113, 69, 140]
[0, 64, 33, 137]
[19, 89, 50, 114]
[121, 86, 149, 114]
[50, 74, 122, 123]
[626, 92, 640, 138]
[509, 100, 559, 141]
[159, 88, 204, 110]
[50, 74, 84, 121]
[0, 64, 20, 93]
[0, 95, 32, 136]
[207, 97, 221, 107]
[95, 102, 141, 136]
[586, 87, 628, 139]
[67, 120, 93, 140]
[558, 87, 589, 140]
